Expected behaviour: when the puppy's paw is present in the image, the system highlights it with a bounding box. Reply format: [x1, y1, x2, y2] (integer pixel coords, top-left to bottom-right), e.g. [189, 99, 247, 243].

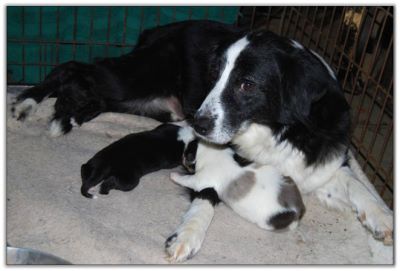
[165, 228, 203, 263]
[357, 204, 393, 245]
[169, 172, 182, 183]
[11, 98, 38, 121]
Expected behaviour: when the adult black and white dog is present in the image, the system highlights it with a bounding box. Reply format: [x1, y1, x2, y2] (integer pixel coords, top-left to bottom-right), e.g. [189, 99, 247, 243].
[164, 25, 393, 262]
[11, 20, 393, 262]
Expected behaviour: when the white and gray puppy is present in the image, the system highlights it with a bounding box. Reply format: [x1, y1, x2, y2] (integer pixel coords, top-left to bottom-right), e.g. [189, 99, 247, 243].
[171, 127, 306, 231]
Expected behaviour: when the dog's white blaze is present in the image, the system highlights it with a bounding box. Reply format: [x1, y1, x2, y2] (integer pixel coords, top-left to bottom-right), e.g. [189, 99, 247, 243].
[197, 36, 249, 143]
[310, 49, 336, 79]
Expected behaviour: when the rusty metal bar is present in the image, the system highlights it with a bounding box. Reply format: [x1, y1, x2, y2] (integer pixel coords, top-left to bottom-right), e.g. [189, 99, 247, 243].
[313, 6, 328, 51]
[72, 7, 78, 60]
[139, 7, 145, 34]
[88, 7, 95, 61]
[359, 37, 393, 143]
[326, 47, 392, 98]
[250, 7, 257, 30]
[172, 6, 176, 22]
[283, 7, 294, 37]
[352, 9, 390, 146]
[105, 7, 112, 57]
[121, 7, 128, 54]
[290, 7, 301, 39]
[299, 7, 311, 43]
[39, 7, 43, 81]
[265, 7, 272, 30]
[56, 6, 60, 65]
[351, 138, 392, 184]
[21, 7, 25, 83]
[188, 7, 193, 20]
[205, 7, 209, 20]
[157, 6, 161, 24]
[336, 10, 357, 90]
[306, 7, 319, 48]
[328, 7, 346, 67]
[320, 7, 337, 59]
[278, 6, 287, 35]
[372, 121, 393, 184]
[348, 8, 379, 104]
[220, 6, 225, 21]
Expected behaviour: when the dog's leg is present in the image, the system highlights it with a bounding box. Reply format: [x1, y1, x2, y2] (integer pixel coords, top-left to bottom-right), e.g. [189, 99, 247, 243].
[11, 60, 87, 121]
[315, 154, 393, 245]
[165, 188, 219, 263]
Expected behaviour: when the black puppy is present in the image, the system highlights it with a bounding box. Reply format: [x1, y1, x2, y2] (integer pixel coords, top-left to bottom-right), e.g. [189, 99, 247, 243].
[81, 123, 187, 198]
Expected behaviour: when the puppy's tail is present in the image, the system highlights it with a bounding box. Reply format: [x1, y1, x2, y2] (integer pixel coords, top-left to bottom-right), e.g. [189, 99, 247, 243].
[80, 162, 108, 199]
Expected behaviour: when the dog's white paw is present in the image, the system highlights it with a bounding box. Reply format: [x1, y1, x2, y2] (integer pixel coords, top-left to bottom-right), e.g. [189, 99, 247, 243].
[11, 98, 37, 121]
[164, 197, 214, 263]
[48, 119, 64, 137]
[357, 203, 393, 245]
[165, 228, 204, 263]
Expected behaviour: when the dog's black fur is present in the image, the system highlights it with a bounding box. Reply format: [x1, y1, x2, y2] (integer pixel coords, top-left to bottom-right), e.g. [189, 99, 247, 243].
[80, 123, 185, 198]
[13, 21, 246, 135]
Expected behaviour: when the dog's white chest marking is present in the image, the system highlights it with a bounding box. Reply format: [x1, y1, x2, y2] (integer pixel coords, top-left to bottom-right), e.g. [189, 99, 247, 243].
[232, 124, 343, 192]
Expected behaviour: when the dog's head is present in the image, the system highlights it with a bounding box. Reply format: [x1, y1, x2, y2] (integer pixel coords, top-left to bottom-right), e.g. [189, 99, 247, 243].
[193, 31, 350, 145]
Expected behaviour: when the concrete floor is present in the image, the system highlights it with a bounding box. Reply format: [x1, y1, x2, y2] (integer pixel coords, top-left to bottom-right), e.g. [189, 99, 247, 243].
[6, 88, 393, 264]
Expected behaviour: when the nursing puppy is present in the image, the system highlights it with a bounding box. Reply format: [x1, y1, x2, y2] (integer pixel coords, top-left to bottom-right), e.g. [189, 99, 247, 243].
[170, 137, 305, 232]
[81, 123, 185, 198]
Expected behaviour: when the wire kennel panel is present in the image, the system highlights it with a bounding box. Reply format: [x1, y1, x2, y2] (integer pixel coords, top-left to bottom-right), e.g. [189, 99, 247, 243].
[7, 6, 239, 85]
[238, 6, 393, 208]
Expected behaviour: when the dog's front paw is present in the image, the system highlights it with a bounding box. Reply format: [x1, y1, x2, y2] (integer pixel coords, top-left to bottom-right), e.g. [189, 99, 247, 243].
[11, 98, 38, 121]
[357, 204, 393, 245]
[165, 228, 203, 263]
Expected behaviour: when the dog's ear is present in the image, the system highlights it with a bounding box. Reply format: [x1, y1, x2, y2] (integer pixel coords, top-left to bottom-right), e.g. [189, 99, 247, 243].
[277, 53, 343, 127]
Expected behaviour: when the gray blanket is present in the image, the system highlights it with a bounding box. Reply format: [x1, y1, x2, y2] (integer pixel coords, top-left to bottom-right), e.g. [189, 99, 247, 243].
[6, 89, 393, 264]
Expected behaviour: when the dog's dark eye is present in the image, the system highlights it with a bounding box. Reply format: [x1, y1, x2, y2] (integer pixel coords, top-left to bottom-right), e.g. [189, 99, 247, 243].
[240, 80, 255, 92]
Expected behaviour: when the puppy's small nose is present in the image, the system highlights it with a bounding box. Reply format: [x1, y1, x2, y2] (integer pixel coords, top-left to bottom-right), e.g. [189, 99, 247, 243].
[193, 114, 214, 136]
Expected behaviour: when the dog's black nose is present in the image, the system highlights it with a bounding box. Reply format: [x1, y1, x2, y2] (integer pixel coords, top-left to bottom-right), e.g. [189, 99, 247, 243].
[193, 114, 214, 136]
